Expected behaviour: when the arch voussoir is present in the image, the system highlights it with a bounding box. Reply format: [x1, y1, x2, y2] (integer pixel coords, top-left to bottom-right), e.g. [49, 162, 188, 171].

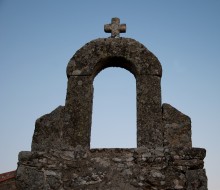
[67, 38, 162, 78]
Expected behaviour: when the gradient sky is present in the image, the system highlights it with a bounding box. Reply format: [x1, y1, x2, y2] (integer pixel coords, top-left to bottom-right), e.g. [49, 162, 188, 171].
[0, 1, 219, 189]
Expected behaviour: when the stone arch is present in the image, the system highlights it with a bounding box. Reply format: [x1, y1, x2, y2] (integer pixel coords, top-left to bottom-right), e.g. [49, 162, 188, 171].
[92, 56, 136, 79]
[64, 37, 163, 149]
[66, 38, 162, 78]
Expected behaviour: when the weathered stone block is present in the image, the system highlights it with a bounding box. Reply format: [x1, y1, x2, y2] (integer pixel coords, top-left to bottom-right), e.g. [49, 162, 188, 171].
[16, 165, 44, 189]
[32, 106, 65, 151]
[186, 169, 208, 190]
[162, 103, 192, 148]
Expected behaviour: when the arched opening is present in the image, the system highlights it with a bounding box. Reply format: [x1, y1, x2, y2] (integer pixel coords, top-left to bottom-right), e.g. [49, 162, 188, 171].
[91, 67, 137, 148]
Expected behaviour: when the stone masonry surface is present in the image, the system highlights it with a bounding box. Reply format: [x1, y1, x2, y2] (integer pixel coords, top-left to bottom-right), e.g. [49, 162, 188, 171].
[17, 147, 207, 190]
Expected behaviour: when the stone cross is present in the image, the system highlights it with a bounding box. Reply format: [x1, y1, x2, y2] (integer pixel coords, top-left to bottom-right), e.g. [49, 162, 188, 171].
[104, 17, 126, 38]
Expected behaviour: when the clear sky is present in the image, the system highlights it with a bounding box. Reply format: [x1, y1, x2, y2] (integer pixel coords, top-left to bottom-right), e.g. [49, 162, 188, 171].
[0, 1, 219, 189]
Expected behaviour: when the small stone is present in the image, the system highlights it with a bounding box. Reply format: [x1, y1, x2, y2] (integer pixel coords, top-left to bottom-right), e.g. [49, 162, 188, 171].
[155, 157, 162, 162]
[127, 162, 134, 167]
[177, 166, 184, 170]
[122, 169, 132, 176]
[92, 173, 100, 180]
[155, 150, 164, 157]
[72, 69, 82, 75]
[38, 158, 47, 164]
[126, 157, 134, 162]
[138, 182, 144, 186]
[173, 179, 184, 189]
[78, 80, 83, 85]
[44, 170, 58, 176]
[164, 148, 169, 153]
[80, 180, 87, 185]
[117, 163, 124, 168]
[174, 155, 180, 160]
[142, 152, 151, 158]
[112, 158, 122, 162]
[151, 170, 164, 179]
[82, 153, 88, 158]
[160, 181, 166, 185]
[155, 147, 164, 152]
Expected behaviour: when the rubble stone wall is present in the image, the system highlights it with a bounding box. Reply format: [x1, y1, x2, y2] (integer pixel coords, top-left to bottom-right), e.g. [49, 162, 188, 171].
[17, 147, 207, 190]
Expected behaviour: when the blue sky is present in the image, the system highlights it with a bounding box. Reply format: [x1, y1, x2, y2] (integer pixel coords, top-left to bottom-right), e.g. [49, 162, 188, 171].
[0, 1, 219, 189]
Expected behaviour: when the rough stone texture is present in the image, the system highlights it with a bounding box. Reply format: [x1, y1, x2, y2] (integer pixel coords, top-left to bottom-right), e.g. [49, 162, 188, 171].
[66, 38, 162, 77]
[17, 147, 206, 190]
[162, 103, 192, 148]
[186, 169, 207, 190]
[16, 36, 208, 189]
[32, 106, 65, 151]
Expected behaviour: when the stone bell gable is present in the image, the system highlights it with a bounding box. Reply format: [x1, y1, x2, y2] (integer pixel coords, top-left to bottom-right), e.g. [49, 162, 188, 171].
[16, 18, 207, 189]
[32, 37, 163, 151]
